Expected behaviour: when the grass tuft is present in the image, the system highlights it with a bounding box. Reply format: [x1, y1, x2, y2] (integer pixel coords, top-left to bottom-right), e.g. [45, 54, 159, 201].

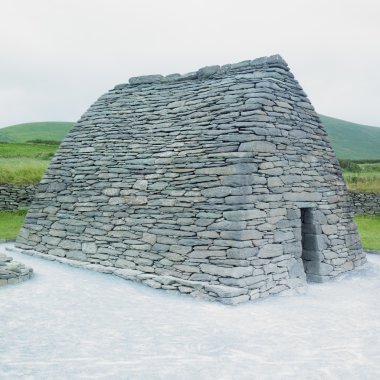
[354, 215, 380, 251]
[0, 142, 58, 184]
[0, 158, 48, 184]
[342, 162, 380, 192]
[0, 210, 28, 239]
[0, 142, 58, 159]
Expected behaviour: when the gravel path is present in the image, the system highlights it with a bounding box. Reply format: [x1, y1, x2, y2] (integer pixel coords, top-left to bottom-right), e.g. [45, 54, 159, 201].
[1, 244, 380, 380]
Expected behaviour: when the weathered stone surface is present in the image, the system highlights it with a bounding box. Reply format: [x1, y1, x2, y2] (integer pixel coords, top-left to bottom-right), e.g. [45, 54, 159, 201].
[200, 264, 253, 278]
[201, 187, 233, 198]
[124, 196, 148, 205]
[321, 225, 338, 235]
[220, 230, 263, 240]
[288, 258, 306, 279]
[133, 180, 148, 191]
[197, 65, 220, 79]
[66, 251, 87, 261]
[188, 250, 226, 259]
[59, 240, 81, 250]
[82, 242, 97, 254]
[258, 244, 283, 258]
[209, 220, 247, 231]
[349, 191, 380, 215]
[239, 141, 276, 153]
[129, 74, 163, 84]
[0, 185, 37, 211]
[304, 261, 334, 276]
[195, 163, 258, 175]
[102, 188, 120, 196]
[0, 252, 33, 286]
[204, 284, 248, 298]
[227, 248, 258, 259]
[283, 192, 322, 202]
[223, 209, 266, 221]
[274, 230, 294, 242]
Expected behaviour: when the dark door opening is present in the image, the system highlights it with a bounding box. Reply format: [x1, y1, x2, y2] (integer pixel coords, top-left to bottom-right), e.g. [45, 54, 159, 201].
[300, 208, 322, 281]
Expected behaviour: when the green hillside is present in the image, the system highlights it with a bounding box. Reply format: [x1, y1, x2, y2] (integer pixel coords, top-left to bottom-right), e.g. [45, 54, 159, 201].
[0, 121, 74, 143]
[319, 115, 380, 160]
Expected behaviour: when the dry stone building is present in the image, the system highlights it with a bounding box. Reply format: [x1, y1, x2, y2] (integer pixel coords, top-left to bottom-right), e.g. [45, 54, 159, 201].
[17, 55, 365, 304]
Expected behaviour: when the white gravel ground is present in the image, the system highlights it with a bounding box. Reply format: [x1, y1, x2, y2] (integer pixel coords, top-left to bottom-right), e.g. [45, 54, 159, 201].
[1, 244, 380, 380]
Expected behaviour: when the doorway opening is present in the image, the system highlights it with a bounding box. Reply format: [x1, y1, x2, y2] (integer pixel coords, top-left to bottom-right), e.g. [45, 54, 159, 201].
[300, 208, 321, 281]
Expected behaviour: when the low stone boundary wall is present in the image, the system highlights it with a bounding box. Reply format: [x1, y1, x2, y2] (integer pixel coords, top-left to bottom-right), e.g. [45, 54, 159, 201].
[0, 184, 37, 211]
[0, 250, 33, 286]
[349, 191, 380, 215]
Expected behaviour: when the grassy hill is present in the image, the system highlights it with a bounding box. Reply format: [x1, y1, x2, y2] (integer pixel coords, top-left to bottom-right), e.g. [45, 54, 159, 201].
[0, 121, 74, 143]
[319, 115, 380, 160]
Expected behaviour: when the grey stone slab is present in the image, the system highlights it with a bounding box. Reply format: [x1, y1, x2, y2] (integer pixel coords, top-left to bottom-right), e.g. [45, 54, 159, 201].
[200, 264, 253, 278]
[239, 141, 276, 153]
[223, 209, 266, 221]
[220, 230, 263, 240]
[258, 244, 283, 258]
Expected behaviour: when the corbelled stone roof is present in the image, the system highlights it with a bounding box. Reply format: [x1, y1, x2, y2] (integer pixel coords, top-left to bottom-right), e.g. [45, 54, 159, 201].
[17, 54, 365, 304]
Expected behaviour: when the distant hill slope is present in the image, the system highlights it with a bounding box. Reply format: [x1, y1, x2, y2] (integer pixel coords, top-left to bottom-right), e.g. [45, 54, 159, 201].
[319, 115, 380, 160]
[0, 122, 74, 143]
[0, 117, 379, 160]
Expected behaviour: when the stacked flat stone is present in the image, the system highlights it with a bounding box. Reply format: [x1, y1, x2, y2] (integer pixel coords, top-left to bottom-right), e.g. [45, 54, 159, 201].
[0, 184, 37, 211]
[16, 54, 366, 304]
[0, 252, 33, 286]
[349, 191, 380, 215]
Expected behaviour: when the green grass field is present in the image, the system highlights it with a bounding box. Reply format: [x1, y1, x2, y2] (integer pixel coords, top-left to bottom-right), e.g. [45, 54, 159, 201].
[354, 215, 380, 251]
[0, 210, 28, 239]
[342, 162, 380, 192]
[0, 142, 58, 184]
[0, 142, 57, 159]
[0, 158, 49, 184]
[0, 121, 74, 143]
[320, 115, 380, 160]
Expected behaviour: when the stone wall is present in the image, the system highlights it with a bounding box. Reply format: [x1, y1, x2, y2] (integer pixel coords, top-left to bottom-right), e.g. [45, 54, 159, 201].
[349, 191, 380, 215]
[0, 184, 37, 211]
[17, 55, 365, 304]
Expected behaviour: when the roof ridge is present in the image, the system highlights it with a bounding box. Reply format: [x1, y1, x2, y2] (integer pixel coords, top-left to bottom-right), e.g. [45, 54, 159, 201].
[115, 54, 288, 88]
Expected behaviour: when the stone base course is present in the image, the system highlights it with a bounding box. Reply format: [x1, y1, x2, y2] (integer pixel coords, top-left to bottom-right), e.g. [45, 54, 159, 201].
[6, 245, 306, 304]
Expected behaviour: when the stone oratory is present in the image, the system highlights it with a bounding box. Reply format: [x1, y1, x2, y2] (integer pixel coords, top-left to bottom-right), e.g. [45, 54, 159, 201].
[17, 55, 365, 304]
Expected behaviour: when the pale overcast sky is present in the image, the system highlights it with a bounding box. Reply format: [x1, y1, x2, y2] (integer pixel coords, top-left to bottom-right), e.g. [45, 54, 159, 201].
[1, 0, 379, 128]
